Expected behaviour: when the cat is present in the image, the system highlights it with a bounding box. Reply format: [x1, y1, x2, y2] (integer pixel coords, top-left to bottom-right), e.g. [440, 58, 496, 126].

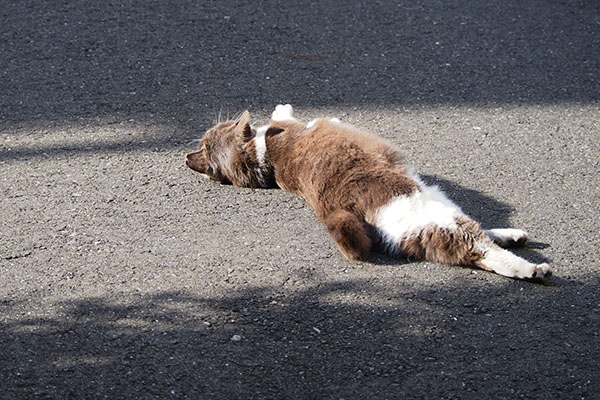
[186, 104, 551, 281]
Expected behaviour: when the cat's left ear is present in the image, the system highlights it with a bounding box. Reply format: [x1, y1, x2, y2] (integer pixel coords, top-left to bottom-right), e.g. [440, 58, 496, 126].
[235, 110, 253, 142]
[266, 126, 284, 136]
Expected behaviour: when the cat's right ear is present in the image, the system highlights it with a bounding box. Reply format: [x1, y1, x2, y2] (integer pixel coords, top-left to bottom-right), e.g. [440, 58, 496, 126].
[185, 151, 209, 174]
[235, 110, 254, 142]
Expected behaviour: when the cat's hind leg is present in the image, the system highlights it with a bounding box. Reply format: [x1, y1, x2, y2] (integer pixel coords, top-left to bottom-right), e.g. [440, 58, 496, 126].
[397, 217, 487, 268]
[476, 242, 552, 281]
[397, 219, 551, 281]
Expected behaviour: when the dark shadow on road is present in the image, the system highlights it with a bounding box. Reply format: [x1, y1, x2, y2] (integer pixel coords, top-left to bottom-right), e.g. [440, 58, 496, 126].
[1, 1, 598, 161]
[1, 279, 598, 399]
[420, 174, 515, 228]
[1, 0, 598, 130]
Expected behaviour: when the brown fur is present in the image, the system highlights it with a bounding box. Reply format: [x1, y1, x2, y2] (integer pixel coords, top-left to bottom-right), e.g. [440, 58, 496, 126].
[265, 119, 418, 219]
[398, 218, 486, 266]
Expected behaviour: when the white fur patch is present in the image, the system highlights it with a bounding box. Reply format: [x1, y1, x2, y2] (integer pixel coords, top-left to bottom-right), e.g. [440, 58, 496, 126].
[374, 175, 465, 249]
[485, 228, 528, 246]
[307, 117, 342, 129]
[272, 104, 297, 122]
[254, 125, 268, 166]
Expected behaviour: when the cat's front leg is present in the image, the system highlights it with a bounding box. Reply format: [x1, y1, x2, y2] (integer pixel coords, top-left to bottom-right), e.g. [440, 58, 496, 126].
[307, 117, 341, 129]
[324, 209, 371, 261]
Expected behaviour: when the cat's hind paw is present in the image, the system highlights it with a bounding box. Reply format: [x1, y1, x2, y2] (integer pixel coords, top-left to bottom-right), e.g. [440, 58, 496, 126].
[526, 263, 552, 281]
[485, 228, 529, 247]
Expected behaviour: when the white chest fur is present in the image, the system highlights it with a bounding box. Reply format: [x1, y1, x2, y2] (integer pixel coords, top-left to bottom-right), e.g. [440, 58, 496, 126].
[254, 125, 268, 167]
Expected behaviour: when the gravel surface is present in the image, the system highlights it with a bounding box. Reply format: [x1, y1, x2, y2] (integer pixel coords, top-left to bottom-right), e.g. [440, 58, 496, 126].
[1, 1, 599, 399]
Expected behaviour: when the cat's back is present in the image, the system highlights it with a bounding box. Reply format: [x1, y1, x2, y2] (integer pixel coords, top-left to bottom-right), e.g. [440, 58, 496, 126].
[284, 119, 416, 215]
[297, 119, 405, 170]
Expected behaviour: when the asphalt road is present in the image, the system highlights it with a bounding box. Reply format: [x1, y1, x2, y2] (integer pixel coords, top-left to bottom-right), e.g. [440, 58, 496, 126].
[1, 1, 599, 399]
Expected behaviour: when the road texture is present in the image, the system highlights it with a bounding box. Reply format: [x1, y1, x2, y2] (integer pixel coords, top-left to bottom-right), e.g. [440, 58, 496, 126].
[1, 1, 599, 399]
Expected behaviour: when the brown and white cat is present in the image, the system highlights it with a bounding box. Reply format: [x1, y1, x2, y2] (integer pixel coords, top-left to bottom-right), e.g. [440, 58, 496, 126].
[186, 104, 551, 281]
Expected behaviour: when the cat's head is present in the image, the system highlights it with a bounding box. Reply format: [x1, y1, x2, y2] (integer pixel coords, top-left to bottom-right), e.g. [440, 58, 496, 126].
[186, 111, 267, 187]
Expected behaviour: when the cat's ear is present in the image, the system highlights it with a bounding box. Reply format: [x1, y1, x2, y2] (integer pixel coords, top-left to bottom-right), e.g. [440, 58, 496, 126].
[185, 151, 209, 174]
[237, 110, 250, 125]
[235, 110, 253, 142]
[266, 126, 284, 137]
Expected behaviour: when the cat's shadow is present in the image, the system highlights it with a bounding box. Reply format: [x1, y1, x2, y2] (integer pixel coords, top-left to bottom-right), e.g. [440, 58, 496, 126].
[368, 174, 551, 266]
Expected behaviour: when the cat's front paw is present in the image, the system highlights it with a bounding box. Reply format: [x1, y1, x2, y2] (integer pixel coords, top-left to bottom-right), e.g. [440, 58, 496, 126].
[272, 104, 295, 121]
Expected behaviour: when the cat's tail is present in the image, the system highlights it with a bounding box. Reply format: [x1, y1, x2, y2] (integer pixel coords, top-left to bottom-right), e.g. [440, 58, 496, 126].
[325, 209, 371, 261]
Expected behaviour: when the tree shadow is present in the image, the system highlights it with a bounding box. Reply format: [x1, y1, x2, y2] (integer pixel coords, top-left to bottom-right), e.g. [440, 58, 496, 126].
[1, 1, 598, 160]
[2, 1, 597, 167]
[1, 279, 598, 399]
[1, 0, 598, 130]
